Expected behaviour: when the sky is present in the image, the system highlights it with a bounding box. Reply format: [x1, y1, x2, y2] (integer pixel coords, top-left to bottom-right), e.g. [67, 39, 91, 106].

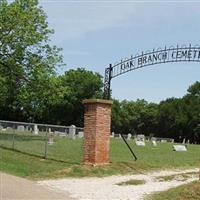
[39, 0, 200, 103]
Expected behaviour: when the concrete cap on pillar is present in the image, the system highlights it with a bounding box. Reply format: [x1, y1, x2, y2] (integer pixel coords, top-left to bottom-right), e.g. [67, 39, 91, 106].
[82, 99, 113, 105]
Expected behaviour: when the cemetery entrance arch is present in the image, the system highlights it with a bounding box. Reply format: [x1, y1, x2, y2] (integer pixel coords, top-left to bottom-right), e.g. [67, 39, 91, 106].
[83, 44, 200, 166]
[104, 44, 200, 99]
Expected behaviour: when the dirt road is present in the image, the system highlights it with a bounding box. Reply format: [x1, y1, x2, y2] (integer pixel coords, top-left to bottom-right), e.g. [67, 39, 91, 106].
[39, 168, 199, 200]
[0, 172, 74, 200]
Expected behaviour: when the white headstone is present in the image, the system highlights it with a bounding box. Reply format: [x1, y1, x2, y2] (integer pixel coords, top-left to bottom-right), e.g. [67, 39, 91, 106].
[17, 125, 25, 132]
[69, 125, 76, 139]
[111, 132, 114, 138]
[187, 139, 190, 144]
[182, 138, 186, 144]
[173, 145, 187, 152]
[127, 133, 132, 140]
[48, 137, 54, 145]
[48, 128, 52, 133]
[152, 140, 157, 147]
[56, 131, 66, 137]
[135, 140, 145, 146]
[33, 124, 38, 135]
[136, 134, 145, 142]
[6, 127, 12, 131]
[78, 131, 84, 138]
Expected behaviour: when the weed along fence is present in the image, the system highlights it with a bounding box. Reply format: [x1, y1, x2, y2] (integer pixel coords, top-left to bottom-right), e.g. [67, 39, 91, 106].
[0, 120, 84, 163]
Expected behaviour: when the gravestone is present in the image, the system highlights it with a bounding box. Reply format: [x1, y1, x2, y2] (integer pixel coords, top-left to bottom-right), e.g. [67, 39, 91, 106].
[111, 132, 114, 138]
[135, 140, 145, 146]
[135, 134, 145, 146]
[55, 131, 66, 137]
[25, 126, 29, 131]
[48, 135, 54, 145]
[33, 124, 38, 135]
[69, 125, 76, 139]
[127, 133, 132, 140]
[136, 134, 145, 141]
[17, 125, 25, 132]
[0, 125, 3, 130]
[182, 138, 186, 144]
[173, 145, 187, 152]
[6, 127, 12, 131]
[48, 128, 52, 133]
[78, 131, 84, 138]
[152, 140, 157, 147]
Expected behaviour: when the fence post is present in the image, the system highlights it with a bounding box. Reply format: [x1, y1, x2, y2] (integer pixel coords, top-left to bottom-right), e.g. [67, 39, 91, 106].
[44, 127, 48, 159]
[12, 128, 15, 149]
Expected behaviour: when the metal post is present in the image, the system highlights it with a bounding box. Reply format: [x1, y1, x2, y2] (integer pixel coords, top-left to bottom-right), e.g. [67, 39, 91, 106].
[12, 126, 16, 149]
[103, 64, 112, 99]
[44, 127, 48, 159]
[120, 133, 137, 161]
[12, 132, 15, 149]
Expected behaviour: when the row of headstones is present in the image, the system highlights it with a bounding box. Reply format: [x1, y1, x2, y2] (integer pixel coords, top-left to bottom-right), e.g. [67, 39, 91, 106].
[111, 132, 190, 144]
[0, 124, 84, 139]
[16, 124, 39, 134]
[0, 124, 39, 134]
[111, 133, 188, 151]
[53, 125, 84, 139]
[48, 125, 84, 145]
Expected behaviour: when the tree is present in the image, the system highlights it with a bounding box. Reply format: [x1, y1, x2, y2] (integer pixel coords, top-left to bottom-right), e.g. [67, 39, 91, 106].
[0, 0, 63, 121]
[43, 68, 104, 125]
[111, 81, 200, 143]
[187, 81, 200, 98]
[158, 98, 188, 141]
[111, 99, 159, 135]
[183, 81, 200, 143]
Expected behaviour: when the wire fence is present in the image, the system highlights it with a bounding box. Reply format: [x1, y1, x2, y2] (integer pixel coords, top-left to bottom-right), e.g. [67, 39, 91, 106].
[0, 120, 84, 163]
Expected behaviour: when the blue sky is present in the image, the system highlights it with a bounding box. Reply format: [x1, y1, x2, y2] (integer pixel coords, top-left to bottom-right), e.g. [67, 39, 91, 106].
[39, 0, 200, 103]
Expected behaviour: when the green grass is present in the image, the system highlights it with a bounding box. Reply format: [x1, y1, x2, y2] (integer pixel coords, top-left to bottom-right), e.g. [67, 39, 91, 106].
[156, 172, 198, 182]
[110, 139, 200, 170]
[148, 181, 200, 200]
[117, 179, 146, 186]
[1, 132, 200, 179]
[0, 132, 83, 163]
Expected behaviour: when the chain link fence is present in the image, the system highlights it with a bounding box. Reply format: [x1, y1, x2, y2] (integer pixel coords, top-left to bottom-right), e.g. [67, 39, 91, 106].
[0, 120, 84, 163]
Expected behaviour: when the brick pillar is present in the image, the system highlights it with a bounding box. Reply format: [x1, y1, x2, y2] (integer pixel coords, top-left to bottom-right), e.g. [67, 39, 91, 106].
[82, 99, 113, 165]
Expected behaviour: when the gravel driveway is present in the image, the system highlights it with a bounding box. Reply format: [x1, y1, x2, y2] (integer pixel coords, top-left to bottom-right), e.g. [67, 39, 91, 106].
[1, 169, 198, 200]
[39, 168, 199, 200]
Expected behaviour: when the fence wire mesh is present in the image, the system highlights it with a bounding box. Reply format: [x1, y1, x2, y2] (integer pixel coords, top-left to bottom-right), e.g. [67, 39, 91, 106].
[0, 120, 84, 163]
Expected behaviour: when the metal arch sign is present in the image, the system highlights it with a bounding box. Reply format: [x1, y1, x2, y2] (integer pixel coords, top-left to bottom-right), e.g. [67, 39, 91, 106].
[103, 44, 200, 99]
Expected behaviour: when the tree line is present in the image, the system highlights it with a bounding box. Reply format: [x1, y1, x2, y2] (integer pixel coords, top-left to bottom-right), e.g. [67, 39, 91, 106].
[0, 0, 199, 143]
[111, 81, 200, 143]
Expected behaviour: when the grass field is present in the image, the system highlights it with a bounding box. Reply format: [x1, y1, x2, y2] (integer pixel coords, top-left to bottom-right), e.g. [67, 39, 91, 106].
[148, 181, 200, 200]
[0, 131, 200, 180]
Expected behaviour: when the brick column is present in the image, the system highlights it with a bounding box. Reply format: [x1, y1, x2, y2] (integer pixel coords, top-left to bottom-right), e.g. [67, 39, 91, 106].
[82, 99, 113, 165]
